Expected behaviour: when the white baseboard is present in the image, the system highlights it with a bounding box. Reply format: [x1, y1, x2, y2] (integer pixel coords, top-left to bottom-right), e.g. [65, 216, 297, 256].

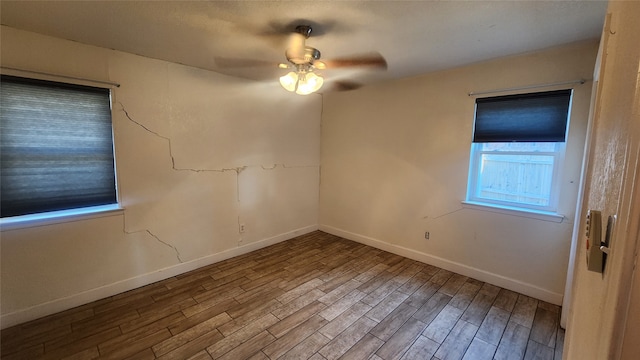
[320, 225, 563, 305]
[0, 224, 318, 329]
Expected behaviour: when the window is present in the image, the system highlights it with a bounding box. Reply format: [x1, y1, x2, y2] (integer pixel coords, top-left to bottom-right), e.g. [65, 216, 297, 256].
[466, 89, 572, 213]
[0, 75, 117, 218]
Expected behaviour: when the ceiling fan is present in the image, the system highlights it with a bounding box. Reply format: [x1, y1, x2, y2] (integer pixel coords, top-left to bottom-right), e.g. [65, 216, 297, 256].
[216, 24, 387, 95]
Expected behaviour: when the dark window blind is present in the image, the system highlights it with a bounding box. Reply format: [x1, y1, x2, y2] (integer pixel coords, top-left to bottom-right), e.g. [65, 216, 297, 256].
[1, 75, 116, 217]
[473, 89, 572, 143]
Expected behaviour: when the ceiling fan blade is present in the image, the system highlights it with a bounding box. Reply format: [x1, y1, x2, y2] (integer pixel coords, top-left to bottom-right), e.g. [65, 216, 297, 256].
[214, 57, 278, 68]
[322, 52, 387, 70]
[331, 80, 363, 92]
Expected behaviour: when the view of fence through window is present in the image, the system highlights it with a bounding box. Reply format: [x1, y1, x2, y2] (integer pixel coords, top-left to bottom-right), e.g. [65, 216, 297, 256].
[477, 142, 557, 207]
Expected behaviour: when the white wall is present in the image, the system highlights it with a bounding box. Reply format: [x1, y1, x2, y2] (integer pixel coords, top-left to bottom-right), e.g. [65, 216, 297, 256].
[564, 1, 640, 359]
[319, 41, 598, 304]
[0, 26, 321, 328]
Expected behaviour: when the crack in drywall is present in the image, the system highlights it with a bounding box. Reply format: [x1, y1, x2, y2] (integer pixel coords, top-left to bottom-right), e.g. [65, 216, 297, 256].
[145, 229, 184, 263]
[433, 207, 464, 219]
[120, 103, 178, 170]
[119, 103, 317, 174]
[261, 164, 280, 170]
[120, 102, 244, 174]
[120, 103, 318, 200]
[423, 207, 465, 220]
[124, 226, 184, 263]
[259, 163, 318, 170]
[119, 102, 320, 248]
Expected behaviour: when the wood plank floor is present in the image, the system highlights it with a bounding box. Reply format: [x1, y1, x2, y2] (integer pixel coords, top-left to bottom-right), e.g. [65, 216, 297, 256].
[1, 231, 564, 360]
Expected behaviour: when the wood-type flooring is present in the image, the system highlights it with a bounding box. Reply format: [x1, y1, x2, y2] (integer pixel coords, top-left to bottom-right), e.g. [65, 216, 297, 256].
[1, 231, 564, 360]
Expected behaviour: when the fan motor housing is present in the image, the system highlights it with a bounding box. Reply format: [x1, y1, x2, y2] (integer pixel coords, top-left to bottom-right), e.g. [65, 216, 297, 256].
[287, 46, 321, 65]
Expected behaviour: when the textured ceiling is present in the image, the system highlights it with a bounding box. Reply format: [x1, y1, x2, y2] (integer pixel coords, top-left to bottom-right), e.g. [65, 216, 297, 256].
[1, 1, 608, 89]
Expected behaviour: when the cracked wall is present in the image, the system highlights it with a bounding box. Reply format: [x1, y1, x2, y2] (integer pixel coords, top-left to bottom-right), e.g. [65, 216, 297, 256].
[0, 26, 321, 320]
[112, 53, 321, 264]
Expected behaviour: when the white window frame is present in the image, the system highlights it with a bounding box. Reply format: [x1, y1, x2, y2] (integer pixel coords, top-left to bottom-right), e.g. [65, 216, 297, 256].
[465, 89, 573, 218]
[466, 141, 566, 213]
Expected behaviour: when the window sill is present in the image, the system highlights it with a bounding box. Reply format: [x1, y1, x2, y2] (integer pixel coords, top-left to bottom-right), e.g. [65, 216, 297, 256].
[0, 204, 124, 231]
[461, 201, 564, 223]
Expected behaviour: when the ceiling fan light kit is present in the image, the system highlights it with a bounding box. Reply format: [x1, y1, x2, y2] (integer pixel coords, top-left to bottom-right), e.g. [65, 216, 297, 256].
[279, 68, 324, 95]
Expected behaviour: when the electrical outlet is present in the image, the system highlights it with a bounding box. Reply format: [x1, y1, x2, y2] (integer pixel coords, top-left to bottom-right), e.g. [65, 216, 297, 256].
[239, 223, 246, 233]
[424, 231, 430, 240]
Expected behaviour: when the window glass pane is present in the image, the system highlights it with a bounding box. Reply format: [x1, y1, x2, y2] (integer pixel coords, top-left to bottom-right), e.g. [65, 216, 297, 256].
[480, 142, 557, 152]
[478, 153, 554, 206]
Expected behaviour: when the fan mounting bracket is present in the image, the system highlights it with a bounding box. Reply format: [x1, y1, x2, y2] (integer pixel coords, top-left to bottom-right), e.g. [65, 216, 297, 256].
[295, 25, 313, 39]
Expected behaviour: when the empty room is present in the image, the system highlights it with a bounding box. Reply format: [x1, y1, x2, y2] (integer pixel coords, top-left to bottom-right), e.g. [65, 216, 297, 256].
[1, 1, 639, 360]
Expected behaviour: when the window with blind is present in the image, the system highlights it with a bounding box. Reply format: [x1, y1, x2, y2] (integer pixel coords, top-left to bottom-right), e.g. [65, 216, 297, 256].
[466, 89, 572, 212]
[0, 75, 117, 218]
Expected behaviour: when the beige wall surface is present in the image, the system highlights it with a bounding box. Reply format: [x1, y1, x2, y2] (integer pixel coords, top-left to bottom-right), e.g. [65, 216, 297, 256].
[564, 1, 640, 359]
[0, 26, 321, 327]
[319, 41, 599, 304]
